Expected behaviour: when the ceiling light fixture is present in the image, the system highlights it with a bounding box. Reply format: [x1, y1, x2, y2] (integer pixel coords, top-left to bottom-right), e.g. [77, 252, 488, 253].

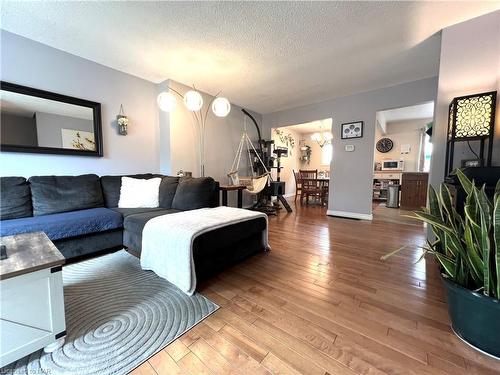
[311, 128, 333, 148]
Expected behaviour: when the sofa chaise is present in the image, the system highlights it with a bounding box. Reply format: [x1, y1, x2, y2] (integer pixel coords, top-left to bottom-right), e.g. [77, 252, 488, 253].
[0, 174, 267, 280]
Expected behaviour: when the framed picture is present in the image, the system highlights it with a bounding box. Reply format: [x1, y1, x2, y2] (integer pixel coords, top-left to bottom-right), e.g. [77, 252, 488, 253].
[61, 129, 96, 151]
[341, 121, 363, 139]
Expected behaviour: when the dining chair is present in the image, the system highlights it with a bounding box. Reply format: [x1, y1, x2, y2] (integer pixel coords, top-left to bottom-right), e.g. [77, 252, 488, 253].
[299, 169, 320, 204]
[293, 170, 302, 202]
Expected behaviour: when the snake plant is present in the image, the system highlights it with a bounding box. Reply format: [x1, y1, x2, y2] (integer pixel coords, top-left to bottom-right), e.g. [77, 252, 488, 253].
[412, 169, 500, 299]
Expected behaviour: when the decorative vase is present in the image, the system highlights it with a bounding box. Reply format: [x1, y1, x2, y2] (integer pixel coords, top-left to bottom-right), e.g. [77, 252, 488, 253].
[442, 276, 500, 359]
[116, 104, 129, 135]
[117, 115, 128, 135]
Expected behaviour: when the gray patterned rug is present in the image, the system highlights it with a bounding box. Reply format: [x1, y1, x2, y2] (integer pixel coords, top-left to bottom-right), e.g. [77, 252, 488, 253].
[3, 250, 218, 375]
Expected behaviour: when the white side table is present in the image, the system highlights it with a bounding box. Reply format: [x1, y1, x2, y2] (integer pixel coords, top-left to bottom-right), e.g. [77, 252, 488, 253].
[0, 232, 66, 367]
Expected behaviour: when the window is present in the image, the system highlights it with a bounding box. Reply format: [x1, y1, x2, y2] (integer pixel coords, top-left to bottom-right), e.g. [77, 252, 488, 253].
[321, 144, 333, 166]
[423, 134, 432, 172]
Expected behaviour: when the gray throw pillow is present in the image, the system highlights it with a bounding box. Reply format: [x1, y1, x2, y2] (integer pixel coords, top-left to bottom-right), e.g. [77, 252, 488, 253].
[29, 174, 104, 216]
[171, 177, 216, 211]
[159, 176, 180, 209]
[0, 177, 33, 220]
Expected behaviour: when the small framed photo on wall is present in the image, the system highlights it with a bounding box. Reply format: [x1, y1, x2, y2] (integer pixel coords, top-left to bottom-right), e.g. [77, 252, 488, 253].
[341, 121, 363, 139]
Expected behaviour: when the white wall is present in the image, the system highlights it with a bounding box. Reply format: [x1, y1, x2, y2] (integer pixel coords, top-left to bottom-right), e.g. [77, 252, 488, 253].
[430, 10, 500, 188]
[158, 80, 263, 206]
[0, 30, 160, 177]
[271, 127, 302, 197]
[374, 118, 431, 173]
[160, 80, 262, 179]
[263, 77, 438, 219]
[376, 112, 387, 134]
[302, 133, 331, 172]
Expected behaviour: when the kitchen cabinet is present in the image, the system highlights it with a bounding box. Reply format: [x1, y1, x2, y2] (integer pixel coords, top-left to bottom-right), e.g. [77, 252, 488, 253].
[401, 173, 429, 210]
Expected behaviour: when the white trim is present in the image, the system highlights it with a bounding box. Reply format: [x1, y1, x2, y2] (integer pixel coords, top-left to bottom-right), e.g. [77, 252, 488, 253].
[326, 210, 373, 221]
[283, 193, 296, 198]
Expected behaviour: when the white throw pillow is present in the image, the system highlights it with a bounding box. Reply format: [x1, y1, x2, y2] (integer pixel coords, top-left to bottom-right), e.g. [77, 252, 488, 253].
[118, 177, 162, 208]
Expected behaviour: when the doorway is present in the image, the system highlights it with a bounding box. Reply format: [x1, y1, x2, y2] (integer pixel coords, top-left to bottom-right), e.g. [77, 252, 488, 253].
[372, 102, 434, 225]
[271, 118, 332, 208]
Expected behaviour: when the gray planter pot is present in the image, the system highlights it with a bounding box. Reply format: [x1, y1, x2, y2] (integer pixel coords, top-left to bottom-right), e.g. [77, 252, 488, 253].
[442, 276, 500, 359]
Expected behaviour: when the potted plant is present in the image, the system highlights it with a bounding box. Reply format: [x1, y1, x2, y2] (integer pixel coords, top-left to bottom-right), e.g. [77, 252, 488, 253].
[386, 170, 500, 359]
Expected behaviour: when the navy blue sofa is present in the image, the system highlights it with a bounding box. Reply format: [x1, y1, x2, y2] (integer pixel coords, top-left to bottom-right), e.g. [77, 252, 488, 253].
[0, 174, 267, 278]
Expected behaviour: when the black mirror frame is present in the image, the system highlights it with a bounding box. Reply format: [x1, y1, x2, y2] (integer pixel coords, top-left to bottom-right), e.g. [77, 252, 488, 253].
[0, 81, 103, 157]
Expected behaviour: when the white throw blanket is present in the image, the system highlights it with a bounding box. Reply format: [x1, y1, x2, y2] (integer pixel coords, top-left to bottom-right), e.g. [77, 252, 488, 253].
[140, 206, 268, 295]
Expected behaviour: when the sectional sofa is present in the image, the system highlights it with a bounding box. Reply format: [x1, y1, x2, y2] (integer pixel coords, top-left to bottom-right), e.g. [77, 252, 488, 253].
[0, 174, 267, 280]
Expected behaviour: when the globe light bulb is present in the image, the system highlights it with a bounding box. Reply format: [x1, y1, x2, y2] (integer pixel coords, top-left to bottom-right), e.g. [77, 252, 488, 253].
[157, 92, 176, 112]
[183, 90, 203, 111]
[211, 97, 231, 117]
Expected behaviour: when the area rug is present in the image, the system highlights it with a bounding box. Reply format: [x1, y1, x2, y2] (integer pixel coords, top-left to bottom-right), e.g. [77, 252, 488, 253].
[3, 250, 218, 375]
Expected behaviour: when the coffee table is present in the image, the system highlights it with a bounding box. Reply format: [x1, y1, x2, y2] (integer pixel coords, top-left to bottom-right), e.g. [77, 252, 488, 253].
[0, 232, 66, 367]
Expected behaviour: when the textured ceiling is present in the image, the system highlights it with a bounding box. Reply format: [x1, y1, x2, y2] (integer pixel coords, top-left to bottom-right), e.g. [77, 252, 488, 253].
[2, 2, 499, 114]
[381, 102, 434, 123]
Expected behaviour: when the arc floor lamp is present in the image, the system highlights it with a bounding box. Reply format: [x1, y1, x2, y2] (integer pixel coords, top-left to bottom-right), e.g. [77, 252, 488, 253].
[157, 86, 231, 177]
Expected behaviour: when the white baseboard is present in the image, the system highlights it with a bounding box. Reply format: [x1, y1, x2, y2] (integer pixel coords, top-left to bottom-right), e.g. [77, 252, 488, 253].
[326, 210, 373, 221]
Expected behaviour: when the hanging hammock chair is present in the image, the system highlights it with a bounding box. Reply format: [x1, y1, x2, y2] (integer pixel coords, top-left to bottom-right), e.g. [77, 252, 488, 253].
[227, 131, 270, 194]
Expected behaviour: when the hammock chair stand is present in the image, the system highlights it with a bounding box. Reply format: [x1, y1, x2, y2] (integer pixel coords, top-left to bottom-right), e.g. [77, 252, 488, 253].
[227, 110, 293, 215]
[227, 131, 270, 195]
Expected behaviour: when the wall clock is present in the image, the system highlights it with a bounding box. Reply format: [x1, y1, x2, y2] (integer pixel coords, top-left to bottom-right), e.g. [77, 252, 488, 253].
[376, 138, 393, 153]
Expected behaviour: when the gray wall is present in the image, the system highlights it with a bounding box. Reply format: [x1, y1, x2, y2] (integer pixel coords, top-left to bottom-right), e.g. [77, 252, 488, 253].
[263, 77, 438, 219]
[0, 112, 38, 146]
[35, 111, 93, 148]
[0, 30, 160, 177]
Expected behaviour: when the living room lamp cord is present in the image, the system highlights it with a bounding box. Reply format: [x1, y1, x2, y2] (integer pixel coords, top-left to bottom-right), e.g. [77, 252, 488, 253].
[466, 140, 480, 159]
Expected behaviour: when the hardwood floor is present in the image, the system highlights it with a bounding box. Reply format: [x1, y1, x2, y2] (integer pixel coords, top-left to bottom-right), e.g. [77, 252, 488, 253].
[372, 201, 423, 227]
[131, 201, 500, 375]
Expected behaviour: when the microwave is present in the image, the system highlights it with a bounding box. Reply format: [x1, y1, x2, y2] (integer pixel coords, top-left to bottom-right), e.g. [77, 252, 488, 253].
[382, 160, 404, 171]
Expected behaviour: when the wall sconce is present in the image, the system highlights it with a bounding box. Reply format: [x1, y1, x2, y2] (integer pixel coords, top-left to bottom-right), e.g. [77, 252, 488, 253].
[116, 104, 129, 135]
[445, 91, 497, 176]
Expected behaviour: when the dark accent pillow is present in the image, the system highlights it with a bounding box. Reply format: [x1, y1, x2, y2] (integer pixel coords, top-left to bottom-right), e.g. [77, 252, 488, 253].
[29, 174, 104, 216]
[100, 174, 155, 208]
[172, 177, 216, 211]
[159, 176, 180, 209]
[0, 177, 33, 220]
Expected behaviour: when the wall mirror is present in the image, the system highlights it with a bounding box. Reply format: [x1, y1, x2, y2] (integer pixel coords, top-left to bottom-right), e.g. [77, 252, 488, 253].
[0, 81, 103, 157]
